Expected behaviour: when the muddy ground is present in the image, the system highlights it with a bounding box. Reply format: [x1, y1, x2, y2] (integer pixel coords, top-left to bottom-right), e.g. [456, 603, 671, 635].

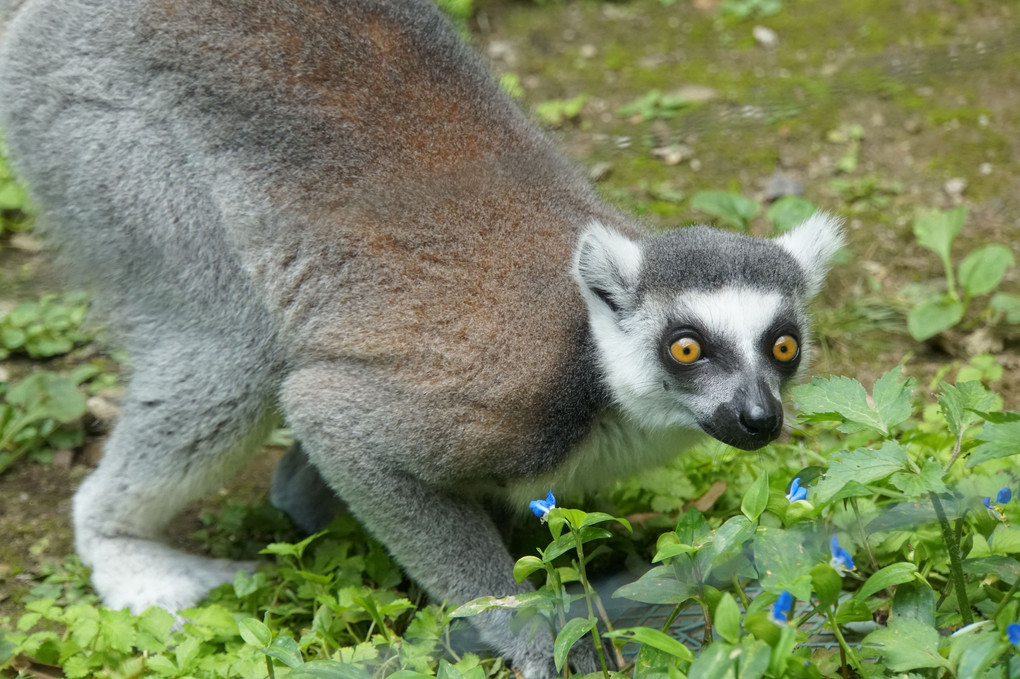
[1, 0, 1018, 625]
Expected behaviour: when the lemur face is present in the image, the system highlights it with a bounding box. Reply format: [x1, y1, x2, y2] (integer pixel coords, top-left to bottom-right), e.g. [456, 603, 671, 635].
[573, 212, 843, 448]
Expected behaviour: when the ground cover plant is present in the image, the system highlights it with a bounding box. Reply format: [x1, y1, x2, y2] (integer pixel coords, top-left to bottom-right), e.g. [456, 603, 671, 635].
[1, 0, 1018, 677]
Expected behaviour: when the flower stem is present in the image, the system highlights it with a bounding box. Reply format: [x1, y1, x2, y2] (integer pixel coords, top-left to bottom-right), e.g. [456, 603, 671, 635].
[570, 525, 610, 679]
[930, 491, 973, 625]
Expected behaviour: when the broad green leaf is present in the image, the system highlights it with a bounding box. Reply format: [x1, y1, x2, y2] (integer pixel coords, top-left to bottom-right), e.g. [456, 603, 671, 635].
[553, 617, 594, 671]
[939, 381, 999, 439]
[753, 527, 814, 601]
[791, 375, 887, 434]
[687, 641, 736, 679]
[959, 244, 1014, 297]
[735, 639, 771, 679]
[989, 525, 1020, 556]
[913, 206, 966, 268]
[889, 458, 948, 498]
[449, 592, 546, 617]
[237, 617, 272, 648]
[652, 541, 697, 562]
[513, 556, 544, 583]
[259, 530, 327, 558]
[811, 441, 910, 503]
[966, 420, 1020, 467]
[613, 564, 699, 605]
[691, 190, 760, 231]
[961, 555, 1020, 583]
[741, 470, 769, 522]
[834, 599, 872, 624]
[606, 626, 693, 661]
[810, 564, 843, 610]
[871, 366, 914, 430]
[862, 617, 951, 671]
[989, 292, 1020, 323]
[908, 297, 965, 341]
[580, 511, 632, 532]
[767, 625, 798, 676]
[714, 593, 741, 644]
[262, 635, 303, 668]
[854, 562, 917, 600]
[892, 581, 935, 626]
[955, 634, 1007, 679]
[675, 508, 713, 548]
[765, 196, 817, 233]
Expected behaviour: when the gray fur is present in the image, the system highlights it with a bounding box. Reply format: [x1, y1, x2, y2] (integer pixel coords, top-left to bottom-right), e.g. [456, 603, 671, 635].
[0, 1, 841, 676]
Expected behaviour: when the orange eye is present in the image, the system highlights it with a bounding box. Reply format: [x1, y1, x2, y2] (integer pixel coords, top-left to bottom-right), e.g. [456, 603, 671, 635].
[772, 335, 799, 362]
[669, 337, 702, 364]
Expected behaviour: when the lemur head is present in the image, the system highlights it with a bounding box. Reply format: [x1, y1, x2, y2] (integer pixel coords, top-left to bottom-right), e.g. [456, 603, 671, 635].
[573, 212, 844, 451]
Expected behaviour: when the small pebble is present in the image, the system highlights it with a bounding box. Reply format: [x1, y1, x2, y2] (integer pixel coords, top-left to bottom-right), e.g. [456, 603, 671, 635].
[979, 163, 992, 176]
[588, 162, 613, 182]
[651, 144, 692, 166]
[943, 177, 967, 198]
[753, 25, 778, 49]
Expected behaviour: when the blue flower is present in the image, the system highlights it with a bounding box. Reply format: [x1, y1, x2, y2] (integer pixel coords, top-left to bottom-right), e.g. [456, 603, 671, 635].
[529, 491, 556, 522]
[786, 477, 808, 503]
[983, 487, 1012, 523]
[829, 535, 855, 575]
[1008, 622, 1020, 646]
[769, 590, 794, 625]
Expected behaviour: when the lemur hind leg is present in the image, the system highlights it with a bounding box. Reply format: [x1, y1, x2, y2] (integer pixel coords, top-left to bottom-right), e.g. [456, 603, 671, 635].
[270, 441, 349, 534]
[281, 362, 558, 679]
[73, 331, 280, 614]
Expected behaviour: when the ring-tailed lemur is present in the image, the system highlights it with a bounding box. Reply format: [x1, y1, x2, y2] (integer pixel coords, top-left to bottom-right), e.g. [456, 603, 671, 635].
[0, 0, 842, 676]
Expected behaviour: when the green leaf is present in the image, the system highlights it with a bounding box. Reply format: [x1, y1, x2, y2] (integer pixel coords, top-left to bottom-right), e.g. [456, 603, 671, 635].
[811, 441, 910, 503]
[687, 641, 737, 679]
[606, 626, 693, 661]
[613, 564, 699, 605]
[714, 593, 741, 644]
[810, 564, 843, 610]
[834, 598, 872, 624]
[966, 420, 1020, 467]
[513, 555, 544, 583]
[741, 470, 769, 522]
[889, 458, 948, 498]
[854, 562, 917, 601]
[765, 196, 817, 233]
[871, 366, 914, 431]
[579, 511, 632, 531]
[237, 618, 272, 648]
[959, 244, 1014, 298]
[862, 617, 951, 671]
[262, 635, 303, 668]
[791, 375, 888, 435]
[753, 527, 814, 601]
[690, 191, 760, 231]
[908, 297, 965, 341]
[989, 292, 1020, 323]
[891, 581, 935, 626]
[913, 206, 966, 269]
[961, 555, 1020, 583]
[553, 617, 594, 671]
[939, 380, 999, 439]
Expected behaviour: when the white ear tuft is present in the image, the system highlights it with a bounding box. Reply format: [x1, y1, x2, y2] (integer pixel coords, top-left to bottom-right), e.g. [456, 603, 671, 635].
[774, 211, 845, 297]
[572, 222, 643, 315]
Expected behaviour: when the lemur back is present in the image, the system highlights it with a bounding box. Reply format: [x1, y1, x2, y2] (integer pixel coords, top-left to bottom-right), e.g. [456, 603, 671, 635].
[0, 1, 842, 677]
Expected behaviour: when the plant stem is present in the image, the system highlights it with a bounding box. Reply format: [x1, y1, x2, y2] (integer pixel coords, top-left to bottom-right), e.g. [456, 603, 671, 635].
[930, 492, 973, 625]
[943, 427, 966, 473]
[850, 499, 879, 570]
[265, 655, 276, 679]
[991, 575, 1020, 622]
[570, 525, 610, 679]
[827, 611, 863, 678]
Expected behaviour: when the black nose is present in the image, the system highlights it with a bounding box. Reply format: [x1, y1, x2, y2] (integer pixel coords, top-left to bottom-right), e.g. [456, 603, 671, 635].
[738, 405, 782, 439]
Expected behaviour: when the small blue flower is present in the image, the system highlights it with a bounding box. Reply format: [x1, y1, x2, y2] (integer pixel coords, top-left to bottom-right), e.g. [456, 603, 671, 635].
[983, 487, 1012, 524]
[786, 477, 808, 503]
[829, 535, 855, 575]
[769, 590, 794, 625]
[1008, 622, 1020, 646]
[529, 490, 556, 522]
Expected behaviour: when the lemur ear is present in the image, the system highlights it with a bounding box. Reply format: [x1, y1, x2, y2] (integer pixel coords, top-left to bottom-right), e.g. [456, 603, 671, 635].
[572, 222, 643, 316]
[774, 211, 845, 297]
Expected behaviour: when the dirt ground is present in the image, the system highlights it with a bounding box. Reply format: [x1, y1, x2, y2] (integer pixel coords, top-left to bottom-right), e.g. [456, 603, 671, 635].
[1, 0, 1018, 624]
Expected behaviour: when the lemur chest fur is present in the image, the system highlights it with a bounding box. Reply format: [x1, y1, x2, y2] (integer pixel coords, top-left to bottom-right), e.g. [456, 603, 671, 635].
[506, 410, 706, 507]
